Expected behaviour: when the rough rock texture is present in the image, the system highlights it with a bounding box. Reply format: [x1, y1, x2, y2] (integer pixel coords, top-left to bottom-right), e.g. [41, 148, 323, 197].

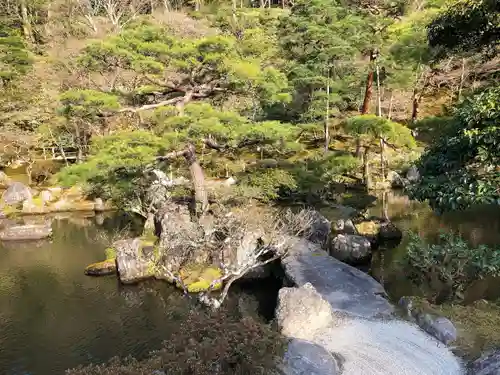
[378, 221, 403, 243]
[470, 350, 500, 375]
[398, 297, 458, 345]
[307, 210, 331, 247]
[280, 339, 340, 375]
[115, 238, 155, 284]
[282, 238, 393, 319]
[276, 282, 464, 375]
[2, 182, 32, 205]
[0, 223, 52, 241]
[84, 259, 117, 276]
[330, 234, 372, 264]
[276, 283, 335, 341]
[387, 171, 407, 188]
[94, 197, 105, 212]
[332, 218, 358, 236]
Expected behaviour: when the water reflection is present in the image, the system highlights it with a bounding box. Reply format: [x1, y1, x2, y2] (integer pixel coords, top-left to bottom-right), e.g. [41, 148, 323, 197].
[0, 215, 193, 375]
[366, 191, 500, 301]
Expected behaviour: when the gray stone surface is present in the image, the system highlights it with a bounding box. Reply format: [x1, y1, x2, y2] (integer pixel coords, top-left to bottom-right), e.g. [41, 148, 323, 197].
[276, 281, 464, 375]
[306, 211, 331, 247]
[398, 296, 458, 345]
[276, 283, 334, 341]
[406, 165, 420, 182]
[283, 238, 393, 318]
[470, 350, 500, 375]
[2, 181, 32, 206]
[0, 223, 52, 241]
[332, 218, 358, 235]
[281, 339, 340, 375]
[115, 238, 155, 284]
[330, 234, 372, 264]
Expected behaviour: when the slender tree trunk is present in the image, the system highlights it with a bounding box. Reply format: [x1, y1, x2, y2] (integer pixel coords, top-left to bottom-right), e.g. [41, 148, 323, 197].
[379, 137, 385, 184]
[388, 92, 394, 120]
[357, 49, 378, 158]
[363, 147, 371, 191]
[185, 144, 208, 218]
[411, 94, 419, 124]
[324, 68, 330, 153]
[376, 62, 382, 117]
[20, 0, 35, 44]
[232, 0, 237, 24]
[457, 58, 466, 103]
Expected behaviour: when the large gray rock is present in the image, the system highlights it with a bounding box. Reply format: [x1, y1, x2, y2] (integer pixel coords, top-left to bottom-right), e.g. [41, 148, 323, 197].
[387, 171, 407, 188]
[276, 282, 464, 375]
[280, 339, 340, 375]
[0, 223, 52, 241]
[282, 238, 393, 318]
[276, 283, 334, 341]
[2, 181, 32, 206]
[332, 218, 358, 236]
[330, 234, 372, 264]
[470, 350, 500, 375]
[306, 210, 331, 247]
[115, 238, 155, 284]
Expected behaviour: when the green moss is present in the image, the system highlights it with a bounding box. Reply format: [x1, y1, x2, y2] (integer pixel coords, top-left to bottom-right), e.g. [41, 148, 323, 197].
[355, 220, 380, 236]
[104, 247, 116, 260]
[178, 264, 223, 293]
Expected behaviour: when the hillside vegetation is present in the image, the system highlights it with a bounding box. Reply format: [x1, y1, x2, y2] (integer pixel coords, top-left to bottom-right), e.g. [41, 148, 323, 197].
[0, 0, 498, 211]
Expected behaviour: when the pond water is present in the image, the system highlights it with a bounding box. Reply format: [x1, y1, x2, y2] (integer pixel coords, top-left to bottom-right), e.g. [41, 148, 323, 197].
[0, 213, 280, 375]
[317, 191, 500, 302]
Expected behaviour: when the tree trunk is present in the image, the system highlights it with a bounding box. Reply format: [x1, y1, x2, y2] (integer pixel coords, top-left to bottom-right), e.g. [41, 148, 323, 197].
[363, 146, 371, 191]
[457, 58, 466, 103]
[20, 0, 35, 44]
[184, 144, 208, 218]
[361, 51, 377, 115]
[379, 138, 385, 184]
[411, 94, 419, 124]
[175, 91, 193, 116]
[324, 68, 330, 153]
[376, 62, 382, 117]
[388, 92, 394, 120]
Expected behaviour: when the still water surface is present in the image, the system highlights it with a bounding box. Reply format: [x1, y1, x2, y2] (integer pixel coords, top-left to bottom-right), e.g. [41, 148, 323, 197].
[0, 212, 276, 375]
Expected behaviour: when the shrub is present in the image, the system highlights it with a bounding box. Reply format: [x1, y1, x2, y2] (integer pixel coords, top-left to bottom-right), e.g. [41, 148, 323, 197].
[403, 232, 500, 302]
[66, 306, 286, 375]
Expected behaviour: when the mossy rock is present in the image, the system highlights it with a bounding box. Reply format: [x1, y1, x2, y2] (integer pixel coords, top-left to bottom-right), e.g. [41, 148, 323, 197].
[355, 220, 380, 236]
[104, 247, 116, 260]
[84, 259, 117, 276]
[178, 264, 223, 293]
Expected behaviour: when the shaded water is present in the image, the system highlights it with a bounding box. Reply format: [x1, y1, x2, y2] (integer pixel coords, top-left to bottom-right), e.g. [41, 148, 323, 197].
[316, 191, 500, 302]
[0, 213, 278, 375]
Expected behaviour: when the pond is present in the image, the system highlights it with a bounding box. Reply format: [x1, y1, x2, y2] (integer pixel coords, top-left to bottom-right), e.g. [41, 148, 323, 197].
[0, 213, 280, 375]
[364, 191, 500, 302]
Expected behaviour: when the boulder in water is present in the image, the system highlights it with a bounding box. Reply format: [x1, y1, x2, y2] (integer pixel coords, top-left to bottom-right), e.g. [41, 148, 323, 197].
[84, 259, 117, 276]
[332, 218, 358, 236]
[387, 171, 408, 188]
[2, 181, 32, 206]
[306, 211, 331, 248]
[115, 238, 156, 284]
[330, 234, 371, 264]
[0, 223, 52, 241]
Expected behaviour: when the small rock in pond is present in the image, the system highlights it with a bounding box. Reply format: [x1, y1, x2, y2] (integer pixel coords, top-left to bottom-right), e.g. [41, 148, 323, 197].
[0, 224, 52, 241]
[330, 234, 371, 264]
[84, 259, 117, 276]
[333, 219, 358, 236]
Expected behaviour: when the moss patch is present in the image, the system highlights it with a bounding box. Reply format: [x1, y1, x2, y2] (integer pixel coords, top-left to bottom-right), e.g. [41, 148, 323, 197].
[104, 247, 116, 260]
[178, 264, 223, 293]
[84, 259, 117, 276]
[355, 220, 380, 236]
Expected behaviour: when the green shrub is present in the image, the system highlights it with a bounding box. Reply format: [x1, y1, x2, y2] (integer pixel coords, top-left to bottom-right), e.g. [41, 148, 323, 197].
[238, 168, 297, 202]
[403, 232, 500, 301]
[67, 307, 286, 375]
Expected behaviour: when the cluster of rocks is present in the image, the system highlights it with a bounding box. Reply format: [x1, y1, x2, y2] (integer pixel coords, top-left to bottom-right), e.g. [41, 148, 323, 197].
[0, 181, 110, 241]
[387, 165, 421, 189]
